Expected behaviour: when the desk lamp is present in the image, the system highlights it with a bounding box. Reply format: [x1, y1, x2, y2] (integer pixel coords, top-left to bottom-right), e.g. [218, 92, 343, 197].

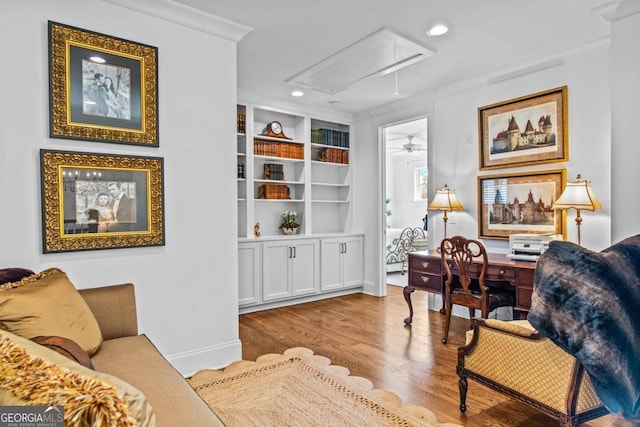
[427, 184, 464, 240]
[552, 174, 601, 246]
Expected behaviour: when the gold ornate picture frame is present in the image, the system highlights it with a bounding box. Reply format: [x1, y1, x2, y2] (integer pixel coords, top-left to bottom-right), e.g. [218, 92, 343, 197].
[48, 21, 159, 146]
[478, 86, 568, 170]
[40, 150, 165, 253]
[477, 169, 566, 240]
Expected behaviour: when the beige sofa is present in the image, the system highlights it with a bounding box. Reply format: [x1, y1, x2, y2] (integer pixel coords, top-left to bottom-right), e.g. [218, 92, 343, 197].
[79, 283, 224, 426]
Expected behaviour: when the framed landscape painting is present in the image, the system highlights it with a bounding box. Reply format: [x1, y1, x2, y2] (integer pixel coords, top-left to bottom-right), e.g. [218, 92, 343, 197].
[40, 150, 165, 253]
[477, 169, 566, 240]
[478, 86, 568, 170]
[48, 21, 159, 146]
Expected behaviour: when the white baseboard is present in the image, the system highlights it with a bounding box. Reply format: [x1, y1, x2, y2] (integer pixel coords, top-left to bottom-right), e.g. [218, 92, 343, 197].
[166, 339, 242, 377]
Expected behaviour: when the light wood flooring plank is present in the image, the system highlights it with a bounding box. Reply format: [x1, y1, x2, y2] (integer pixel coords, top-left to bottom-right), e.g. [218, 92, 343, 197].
[239, 285, 632, 426]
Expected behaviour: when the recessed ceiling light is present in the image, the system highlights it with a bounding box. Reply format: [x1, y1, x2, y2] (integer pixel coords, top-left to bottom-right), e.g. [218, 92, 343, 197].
[89, 56, 106, 63]
[291, 90, 304, 97]
[426, 24, 448, 37]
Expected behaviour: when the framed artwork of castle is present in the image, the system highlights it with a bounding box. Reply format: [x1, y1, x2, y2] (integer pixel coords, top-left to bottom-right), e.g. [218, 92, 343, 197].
[478, 86, 568, 170]
[477, 169, 566, 240]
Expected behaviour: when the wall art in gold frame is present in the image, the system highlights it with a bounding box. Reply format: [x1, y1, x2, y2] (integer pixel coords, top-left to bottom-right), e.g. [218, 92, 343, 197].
[40, 150, 164, 253]
[478, 86, 568, 170]
[48, 21, 158, 146]
[477, 169, 566, 240]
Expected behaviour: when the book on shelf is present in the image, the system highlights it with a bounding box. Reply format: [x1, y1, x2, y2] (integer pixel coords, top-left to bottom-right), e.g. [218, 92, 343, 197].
[254, 139, 303, 159]
[317, 148, 349, 164]
[237, 113, 246, 134]
[312, 128, 349, 148]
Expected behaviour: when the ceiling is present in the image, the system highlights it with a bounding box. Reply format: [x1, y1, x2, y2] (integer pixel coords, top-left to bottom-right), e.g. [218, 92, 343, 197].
[172, 0, 615, 115]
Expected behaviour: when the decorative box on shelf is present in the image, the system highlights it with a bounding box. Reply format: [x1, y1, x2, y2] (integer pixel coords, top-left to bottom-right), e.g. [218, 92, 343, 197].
[258, 183, 290, 199]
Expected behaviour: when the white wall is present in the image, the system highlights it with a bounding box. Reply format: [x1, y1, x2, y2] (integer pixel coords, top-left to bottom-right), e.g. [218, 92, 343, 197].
[611, 5, 640, 243]
[386, 155, 427, 229]
[356, 44, 615, 296]
[0, 1, 243, 375]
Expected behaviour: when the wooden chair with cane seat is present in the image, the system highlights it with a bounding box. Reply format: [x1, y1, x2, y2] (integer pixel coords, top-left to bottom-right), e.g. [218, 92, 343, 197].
[440, 235, 514, 344]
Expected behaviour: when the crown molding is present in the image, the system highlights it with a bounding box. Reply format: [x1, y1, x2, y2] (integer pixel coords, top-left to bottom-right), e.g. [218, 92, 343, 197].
[101, 0, 252, 42]
[592, 0, 640, 23]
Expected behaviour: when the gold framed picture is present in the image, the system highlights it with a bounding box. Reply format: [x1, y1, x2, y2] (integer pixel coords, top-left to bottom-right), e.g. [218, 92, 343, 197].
[48, 21, 159, 146]
[478, 86, 568, 170]
[477, 169, 566, 240]
[40, 150, 165, 253]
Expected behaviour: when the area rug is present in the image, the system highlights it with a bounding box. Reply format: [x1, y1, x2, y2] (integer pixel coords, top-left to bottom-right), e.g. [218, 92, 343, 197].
[188, 347, 460, 427]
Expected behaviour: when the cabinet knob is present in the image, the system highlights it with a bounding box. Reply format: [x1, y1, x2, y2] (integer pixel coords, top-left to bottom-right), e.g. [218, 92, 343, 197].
[499, 269, 505, 275]
[421, 276, 430, 283]
[421, 261, 429, 268]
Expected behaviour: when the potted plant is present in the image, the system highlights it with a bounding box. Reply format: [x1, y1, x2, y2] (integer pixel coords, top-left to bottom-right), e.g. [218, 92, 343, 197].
[281, 211, 299, 235]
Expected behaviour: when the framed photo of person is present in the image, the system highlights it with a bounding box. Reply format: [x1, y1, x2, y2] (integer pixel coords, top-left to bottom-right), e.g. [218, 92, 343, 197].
[477, 169, 566, 240]
[478, 86, 568, 170]
[48, 21, 159, 146]
[40, 149, 165, 253]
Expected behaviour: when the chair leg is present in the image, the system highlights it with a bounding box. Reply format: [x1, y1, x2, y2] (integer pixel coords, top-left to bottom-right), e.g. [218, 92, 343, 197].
[403, 286, 415, 325]
[442, 301, 453, 343]
[559, 415, 576, 427]
[459, 375, 468, 413]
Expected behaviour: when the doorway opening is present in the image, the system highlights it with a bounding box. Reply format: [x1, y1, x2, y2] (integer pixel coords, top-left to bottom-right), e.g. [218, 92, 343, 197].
[382, 117, 428, 288]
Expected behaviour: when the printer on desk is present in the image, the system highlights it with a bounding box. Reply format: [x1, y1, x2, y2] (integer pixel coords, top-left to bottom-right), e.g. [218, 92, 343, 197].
[507, 233, 563, 262]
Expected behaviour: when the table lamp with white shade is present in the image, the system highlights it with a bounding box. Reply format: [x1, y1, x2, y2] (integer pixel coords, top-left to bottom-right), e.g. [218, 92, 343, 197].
[427, 184, 464, 241]
[552, 174, 601, 246]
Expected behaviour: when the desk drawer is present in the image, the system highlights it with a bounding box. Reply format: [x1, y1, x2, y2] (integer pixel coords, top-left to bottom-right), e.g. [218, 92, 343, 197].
[486, 266, 516, 282]
[409, 272, 441, 292]
[409, 257, 442, 274]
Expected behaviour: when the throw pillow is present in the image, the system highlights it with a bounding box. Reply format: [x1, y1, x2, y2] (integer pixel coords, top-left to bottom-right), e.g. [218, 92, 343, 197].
[0, 268, 103, 356]
[0, 267, 35, 285]
[31, 336, 94, 370]
[528, 235, 640, 421]
[0, 329, 155, 426]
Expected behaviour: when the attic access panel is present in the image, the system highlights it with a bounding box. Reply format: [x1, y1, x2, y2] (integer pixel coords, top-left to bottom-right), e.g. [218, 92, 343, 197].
[286, 28, 435, 94]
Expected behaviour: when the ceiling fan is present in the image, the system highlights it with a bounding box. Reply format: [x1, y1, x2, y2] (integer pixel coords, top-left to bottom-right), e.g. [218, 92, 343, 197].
[388, 135, 426, 153]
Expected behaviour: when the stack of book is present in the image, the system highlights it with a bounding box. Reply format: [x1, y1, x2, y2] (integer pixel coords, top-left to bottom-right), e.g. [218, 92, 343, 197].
[311, 128, 349, 148]
[264, 163, 284, 180]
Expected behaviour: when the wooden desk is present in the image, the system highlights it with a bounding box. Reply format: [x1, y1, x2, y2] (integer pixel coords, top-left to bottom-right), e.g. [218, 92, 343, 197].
[403, 251, 537, 325]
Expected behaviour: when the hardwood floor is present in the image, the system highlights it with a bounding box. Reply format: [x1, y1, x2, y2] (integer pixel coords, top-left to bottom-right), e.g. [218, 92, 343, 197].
[239, 285, 633, 427]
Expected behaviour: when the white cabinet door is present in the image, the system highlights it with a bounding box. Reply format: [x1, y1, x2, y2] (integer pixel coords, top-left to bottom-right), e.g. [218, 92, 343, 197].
[263, 241, 292, 301]
[291, 239, 319, 296]
[238, 242, 262, 306]
[342, 236, 364, 288]
[320, 239, 343, 291]
[263, 239, 319, 301]
[320, 235, 364, 291]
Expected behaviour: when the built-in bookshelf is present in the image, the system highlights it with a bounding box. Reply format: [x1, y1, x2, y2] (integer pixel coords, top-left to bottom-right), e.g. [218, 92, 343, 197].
[236, 103, 352, 239]
[237, 105, 247, 239]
